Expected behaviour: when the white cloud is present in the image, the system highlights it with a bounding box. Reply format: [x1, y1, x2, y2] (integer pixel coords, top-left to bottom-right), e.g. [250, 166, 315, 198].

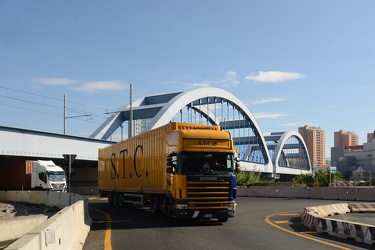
[252, 98, 285, 105]
[253, 112, 289, 119]
[36, 78, 77, 85]
[183, 82, 211, 90]
[281, 122, 300, 127]
[222, 71, 240, 86]
[170, 71, 240, 91]
[245, 71, 305, 83]
[73, 81, 128, 93]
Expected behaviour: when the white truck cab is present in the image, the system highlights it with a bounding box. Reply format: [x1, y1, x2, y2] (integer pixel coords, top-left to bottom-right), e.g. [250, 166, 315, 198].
[31, 160, 67, 191]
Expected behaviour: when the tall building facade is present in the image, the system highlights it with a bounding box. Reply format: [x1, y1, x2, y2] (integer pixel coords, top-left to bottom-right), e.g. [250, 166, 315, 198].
[367, 131, 375, 143]
[334, 130, 359, 147]
[128, 119, 150, 138]
[298, 125, 326, 168]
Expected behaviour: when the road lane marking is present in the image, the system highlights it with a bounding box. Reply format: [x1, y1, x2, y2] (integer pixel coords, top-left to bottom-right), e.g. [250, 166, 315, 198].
[90, 207, 112, 250]
[265, 211, 352, 250]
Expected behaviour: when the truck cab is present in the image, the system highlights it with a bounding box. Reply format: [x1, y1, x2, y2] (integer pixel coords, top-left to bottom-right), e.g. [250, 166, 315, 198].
[166, 152, 239, 222]
[31, 160, 67, 191]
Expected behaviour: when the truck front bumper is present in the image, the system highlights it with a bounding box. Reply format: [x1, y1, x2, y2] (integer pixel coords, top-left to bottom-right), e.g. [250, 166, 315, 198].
[173, 201, 236, 220]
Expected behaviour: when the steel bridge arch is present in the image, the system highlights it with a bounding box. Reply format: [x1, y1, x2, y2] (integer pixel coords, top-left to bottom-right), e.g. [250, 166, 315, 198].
[90, 87, 271, 167]
[145, 87, 260, 133]
[274, 131, 312, 175]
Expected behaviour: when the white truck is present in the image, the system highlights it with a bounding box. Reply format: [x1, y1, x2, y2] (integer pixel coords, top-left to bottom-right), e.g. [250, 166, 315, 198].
[0, 160, 67, 192]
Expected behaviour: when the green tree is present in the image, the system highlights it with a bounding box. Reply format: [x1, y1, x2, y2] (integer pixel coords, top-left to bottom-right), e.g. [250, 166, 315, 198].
[292, 173, 314, 187]
[314, 169, 330, 186]
[292, 169, 343, 187]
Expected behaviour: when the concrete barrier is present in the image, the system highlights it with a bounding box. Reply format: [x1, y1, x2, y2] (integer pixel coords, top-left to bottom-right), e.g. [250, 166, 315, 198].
[301, 203, 350, 230]
[349, 203, 375, 212]
[300, 202, 375, 245]
[317, 217, 375, 245]
[244, 186, 310, 198]
[301, 211, 320, 230]
[304, 203, 350, 217]
[238, 186, 375, 201]
[0, 191, 92, 250]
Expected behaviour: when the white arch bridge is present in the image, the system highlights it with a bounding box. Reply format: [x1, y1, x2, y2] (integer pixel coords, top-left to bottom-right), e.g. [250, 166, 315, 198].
[90, 87, 312, 180]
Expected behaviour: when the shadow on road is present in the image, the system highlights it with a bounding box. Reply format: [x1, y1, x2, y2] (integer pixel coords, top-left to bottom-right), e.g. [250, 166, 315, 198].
[89, 203, 225, 232]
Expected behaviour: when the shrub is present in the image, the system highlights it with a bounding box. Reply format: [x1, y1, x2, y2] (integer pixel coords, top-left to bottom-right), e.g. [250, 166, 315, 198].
[236, 171, 262, 186]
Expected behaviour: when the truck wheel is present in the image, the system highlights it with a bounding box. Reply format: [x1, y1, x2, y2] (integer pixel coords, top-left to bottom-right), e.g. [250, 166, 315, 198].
[118, 193, 124, 208]
[166, 199, 176, 223]
[218, 217, 228, 222]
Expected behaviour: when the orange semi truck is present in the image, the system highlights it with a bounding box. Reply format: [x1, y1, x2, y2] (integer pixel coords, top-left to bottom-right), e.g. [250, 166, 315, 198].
[98, 122, 239, 222]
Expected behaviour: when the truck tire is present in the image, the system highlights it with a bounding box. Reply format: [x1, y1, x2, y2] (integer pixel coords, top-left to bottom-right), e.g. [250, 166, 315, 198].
[112, 193, 118, 207]
[166, 199, 176, 223]
[118, 193, 124, 208]
[151, 195, 161, 214]
[218, 217, 228, 222]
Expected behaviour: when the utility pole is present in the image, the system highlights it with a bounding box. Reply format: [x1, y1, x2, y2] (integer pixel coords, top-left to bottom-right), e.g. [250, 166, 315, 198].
[64, 95, 66, 134]
[129, 84, 133, 138]
[63, 95, 91, 134]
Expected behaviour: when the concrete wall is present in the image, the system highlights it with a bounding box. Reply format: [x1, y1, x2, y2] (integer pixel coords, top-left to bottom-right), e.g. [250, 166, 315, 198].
[237, 186, 375, 201]
[0, 191, 91, 250]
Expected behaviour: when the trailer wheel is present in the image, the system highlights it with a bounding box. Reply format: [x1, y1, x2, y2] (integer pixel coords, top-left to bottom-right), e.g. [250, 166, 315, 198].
[112, 193, 118, 207]
[151, 195, 161, 214]
[118, 193, 124, 208]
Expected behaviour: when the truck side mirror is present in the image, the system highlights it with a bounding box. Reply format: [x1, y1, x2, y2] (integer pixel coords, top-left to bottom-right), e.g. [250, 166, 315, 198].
[166, 161, 176, 174]
[166, 166, 173, 174]
[235, 162, 241, 174]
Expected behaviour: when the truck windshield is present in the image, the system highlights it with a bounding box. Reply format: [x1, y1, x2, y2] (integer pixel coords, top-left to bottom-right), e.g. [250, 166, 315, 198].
[177, 152, 234, 175]
[47, 171, 66, 181]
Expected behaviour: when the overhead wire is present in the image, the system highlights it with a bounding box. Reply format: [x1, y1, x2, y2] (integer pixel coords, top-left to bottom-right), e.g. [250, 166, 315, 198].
[0, 85, 112, 124]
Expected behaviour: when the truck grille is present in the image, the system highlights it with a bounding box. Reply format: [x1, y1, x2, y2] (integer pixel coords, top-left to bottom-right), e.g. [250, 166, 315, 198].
[186, 181, 229, 210]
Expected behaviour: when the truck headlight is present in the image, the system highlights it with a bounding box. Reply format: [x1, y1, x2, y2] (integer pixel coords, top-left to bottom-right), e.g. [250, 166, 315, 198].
[175, 204, 188, 210]
[228, 202, 237, 211]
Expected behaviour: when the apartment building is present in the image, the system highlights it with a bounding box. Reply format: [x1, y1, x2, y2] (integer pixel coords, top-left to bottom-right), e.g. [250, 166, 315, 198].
[298, 125, 326, 168]
[331, 130, 375, 180]
[334, 130, 359, 147]
[368, 131, 375, 143]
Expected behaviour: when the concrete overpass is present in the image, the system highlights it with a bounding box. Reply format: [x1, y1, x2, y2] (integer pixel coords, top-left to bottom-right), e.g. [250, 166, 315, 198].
[0, 125, 115, 193]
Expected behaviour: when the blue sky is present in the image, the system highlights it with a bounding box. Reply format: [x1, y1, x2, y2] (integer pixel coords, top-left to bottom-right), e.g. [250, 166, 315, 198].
[1, 1, 374, 157]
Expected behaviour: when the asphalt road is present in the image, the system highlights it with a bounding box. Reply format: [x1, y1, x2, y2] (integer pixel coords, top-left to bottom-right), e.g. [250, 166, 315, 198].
[83, 197, 373, 250]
